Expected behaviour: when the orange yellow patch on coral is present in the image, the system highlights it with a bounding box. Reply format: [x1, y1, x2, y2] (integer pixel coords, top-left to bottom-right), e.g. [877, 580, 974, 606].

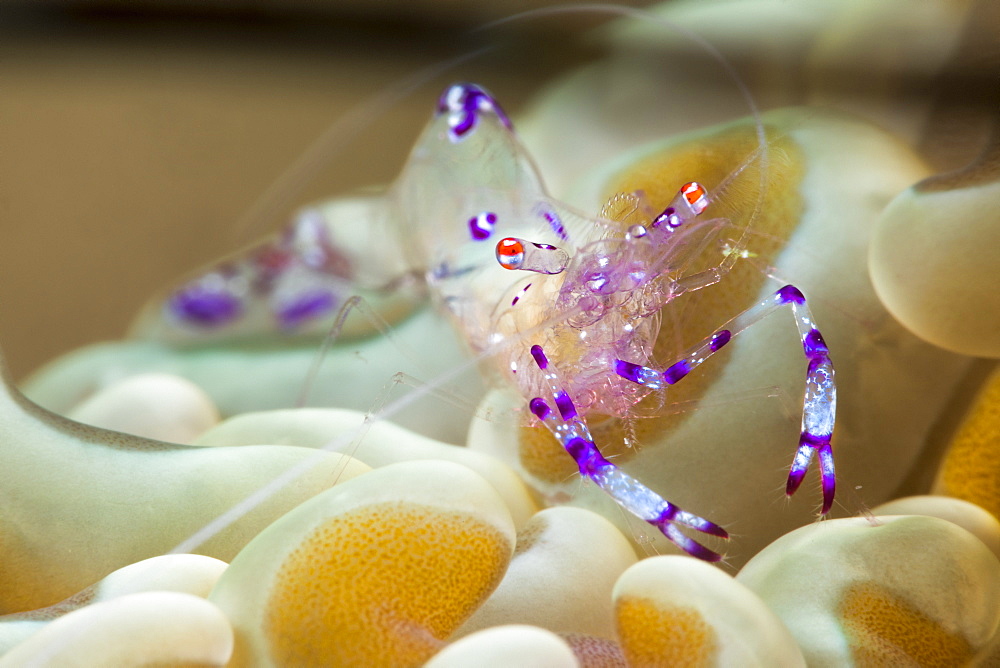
[614, 556, 803, 667]
[615, 598, 716, 667]
[935, 364, 1000, 517]
[264, 504, 511, 666]
[208, 461, 516, 667]
[839, 582, 973, 667]
[738, 515, 1000, 665]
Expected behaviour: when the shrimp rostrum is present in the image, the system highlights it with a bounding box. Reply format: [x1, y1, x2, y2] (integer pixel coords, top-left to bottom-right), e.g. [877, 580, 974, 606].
[400, 84, 836, 562]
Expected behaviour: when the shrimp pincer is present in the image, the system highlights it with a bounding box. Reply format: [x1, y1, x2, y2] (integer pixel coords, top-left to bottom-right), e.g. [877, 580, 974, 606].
[422, 83, 837, 561]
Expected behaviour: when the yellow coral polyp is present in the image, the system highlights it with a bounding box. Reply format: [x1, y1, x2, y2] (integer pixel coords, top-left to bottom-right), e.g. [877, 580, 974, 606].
[615, 597, 716, 667]
[208, 461, 516, 667]
[737, 516, 1000, 665]
[839, 583, 974, 667]
[264, 503, 511, 667]
[935, 364, 1000, 516]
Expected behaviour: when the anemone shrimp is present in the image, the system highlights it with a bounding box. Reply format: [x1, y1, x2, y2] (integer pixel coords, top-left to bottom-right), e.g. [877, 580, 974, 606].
[407, 84, 839, 561]
[81, 71, 831, 563]
[14, 4, 976, 572]
[3, 3, 996, 664]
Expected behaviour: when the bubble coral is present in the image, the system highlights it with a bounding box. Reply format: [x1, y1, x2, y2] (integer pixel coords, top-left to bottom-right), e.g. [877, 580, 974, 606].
[0, 350, 369, 613]
[934, 364, 1000, 519]
[3, 0, 999, 664]
[737, 515, 1000, 666]
[0, 592, 233, 668]
[0, 554, 227, 655]
[614, 555, 805, 666]
[207, 460, 516, 666]
[195, 406, 539, 528]
[66, 372, 219, 443]
[870, 132, 1000, 358]
[424, 625, 579, 668]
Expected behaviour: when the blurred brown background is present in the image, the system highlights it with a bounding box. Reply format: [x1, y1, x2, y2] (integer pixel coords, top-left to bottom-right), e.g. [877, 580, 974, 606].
[3, 0, 997, 382]
[0, 1, 642, 380]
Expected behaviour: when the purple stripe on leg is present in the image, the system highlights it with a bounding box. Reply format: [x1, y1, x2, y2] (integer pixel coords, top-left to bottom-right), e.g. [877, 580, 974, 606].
[614, 360, 664, 388]
[663, 360, 692, 385]
[542, 210, 568, 240]
[529, 397, 550, 421]
[661, 523, 723, 562]
[565, 436, 610, 475]
[787, 431, 835, 513]
[776, 285, 805, 305]
[554, 390, 577, 421]
[530, 345, 548, 370]
[785, 437, 816, 497]
[614, 360, 644, 383]
[803, 328, 828, 358]
[808, 355, 832, 375]
[686, 516, 730, 539]
[710, 329, 732, 351]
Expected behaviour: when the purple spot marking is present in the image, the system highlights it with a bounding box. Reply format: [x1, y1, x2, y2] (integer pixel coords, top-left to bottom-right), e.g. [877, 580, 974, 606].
[652, 206, 679, 229]
[529, 397, 550, 421]
[801, 430, 831, 448]
[786, 466, 808, 497]
[511, 282, 532, 307]
[554, 390, 578, 421]
[170, 287, 242, 327]
[663, 360, 692, 385]
[586, 272, 610, 293]
[276, 291, 336, 329]
[808, 354, 832, 375]
[614, 360, 644, 384]
[710, 329, 731, 352]
[542, 210, 568, 240]
[468, 212, 497, 241]
[654, 505, 678, 524]
[777, 284, 806, 305]
[686, 515, 730, 539]
[803, 328, 828, 358]
[565, 437, 611, 475]
[451, 112, 475, 139]
[437, 83, 511, 141]
[530, 344, 548, 369]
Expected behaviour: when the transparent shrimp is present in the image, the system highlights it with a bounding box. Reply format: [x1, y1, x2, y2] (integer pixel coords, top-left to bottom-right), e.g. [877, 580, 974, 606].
[130, 79, 837, 561]
[399, 83, 837, 561]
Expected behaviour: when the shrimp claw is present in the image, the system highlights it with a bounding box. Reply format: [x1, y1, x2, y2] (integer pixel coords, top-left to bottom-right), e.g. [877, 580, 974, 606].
[615, 284, 837, 515]
[529, 344, 728, 561]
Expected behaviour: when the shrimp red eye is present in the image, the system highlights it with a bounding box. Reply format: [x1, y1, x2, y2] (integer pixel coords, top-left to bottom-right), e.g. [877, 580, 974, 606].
[681, 182, 709, 214]
[496, 237, 525, 270]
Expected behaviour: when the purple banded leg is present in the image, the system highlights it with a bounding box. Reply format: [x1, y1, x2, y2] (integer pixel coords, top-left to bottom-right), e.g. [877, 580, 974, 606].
[528, 345, 728, 561]
[615, 284, 837, 515]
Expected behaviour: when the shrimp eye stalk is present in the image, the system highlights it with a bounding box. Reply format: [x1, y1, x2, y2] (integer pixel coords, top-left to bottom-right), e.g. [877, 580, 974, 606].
[495, 237, 569, 275]
[651, 181, 710, 229]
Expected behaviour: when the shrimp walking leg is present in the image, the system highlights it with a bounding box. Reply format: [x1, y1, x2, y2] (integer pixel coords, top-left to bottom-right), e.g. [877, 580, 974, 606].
[527, 344, 729, 562]
[615, 284, 837, 514]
